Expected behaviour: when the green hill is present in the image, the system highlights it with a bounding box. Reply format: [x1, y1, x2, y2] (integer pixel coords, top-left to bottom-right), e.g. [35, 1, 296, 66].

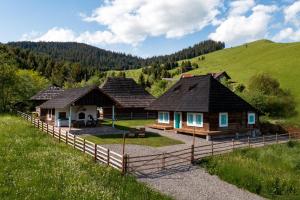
[184, 39, 300, 125]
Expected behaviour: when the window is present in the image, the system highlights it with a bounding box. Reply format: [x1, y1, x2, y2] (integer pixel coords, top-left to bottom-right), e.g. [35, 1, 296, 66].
[58, 112, 67, 120]
[219, 112, 228, 127]
[248, 113, 256, 125]
[78, 112, 85, 120]
[158, 112, 169, 124]
[187, 113, 203, 127]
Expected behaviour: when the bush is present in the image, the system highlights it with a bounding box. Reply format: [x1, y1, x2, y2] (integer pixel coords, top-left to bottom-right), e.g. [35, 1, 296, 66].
[242, 73, 296, 117]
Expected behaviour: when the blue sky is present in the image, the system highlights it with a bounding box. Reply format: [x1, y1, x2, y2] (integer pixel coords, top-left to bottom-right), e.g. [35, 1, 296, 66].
[1, 0, 300, 57]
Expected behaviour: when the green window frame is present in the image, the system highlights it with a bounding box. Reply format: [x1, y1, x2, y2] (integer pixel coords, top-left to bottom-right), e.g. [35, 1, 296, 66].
[248, 113, 256, 125]
[187, 113, 203, 127]
[219, 112, 228, 127]
[158, 111, 169, 124]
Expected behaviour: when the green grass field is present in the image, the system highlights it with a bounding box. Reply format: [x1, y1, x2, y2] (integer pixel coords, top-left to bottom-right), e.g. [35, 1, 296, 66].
[199, 141, 300, 200]
[0, 115, 171, 200]
[82, 133, 183, 147]
[101, 119, 155, 130]
[90, 119, 183, 147]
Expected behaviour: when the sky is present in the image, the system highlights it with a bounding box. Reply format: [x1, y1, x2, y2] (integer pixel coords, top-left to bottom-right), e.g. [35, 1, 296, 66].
[1, 0, 300, 57]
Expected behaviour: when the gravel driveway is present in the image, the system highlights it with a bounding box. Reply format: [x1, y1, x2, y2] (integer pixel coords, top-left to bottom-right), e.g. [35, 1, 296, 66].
[100, 128, 265, 200]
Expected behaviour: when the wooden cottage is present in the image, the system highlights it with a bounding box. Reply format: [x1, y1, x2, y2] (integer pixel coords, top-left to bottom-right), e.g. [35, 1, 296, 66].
[101, 77, 156, 119]
[30, 85, 64, 116]
[38, 85, 114, 127]
[208, 71, 231, 81]
[147, 75, 259, 140]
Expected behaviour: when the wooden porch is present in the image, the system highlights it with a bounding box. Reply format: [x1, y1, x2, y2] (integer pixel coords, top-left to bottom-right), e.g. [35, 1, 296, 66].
[148, 123, 173, 130]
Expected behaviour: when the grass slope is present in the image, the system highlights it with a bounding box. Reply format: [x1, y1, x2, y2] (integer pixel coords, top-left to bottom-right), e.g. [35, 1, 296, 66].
[184, 40, 300, 124]
[199, 141, 300, 200]
[0, 115, 171, 200]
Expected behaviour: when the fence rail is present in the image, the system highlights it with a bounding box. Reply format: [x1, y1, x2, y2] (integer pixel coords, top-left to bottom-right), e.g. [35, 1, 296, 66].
[17, 111, 124, 172]
[17, 111, 297, 176]
[127, 132, 292, 174]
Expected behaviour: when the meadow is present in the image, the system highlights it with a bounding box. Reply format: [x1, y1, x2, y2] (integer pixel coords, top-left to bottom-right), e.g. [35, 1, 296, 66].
[199, 141, 300, 200]
[0, 115, 171, 200]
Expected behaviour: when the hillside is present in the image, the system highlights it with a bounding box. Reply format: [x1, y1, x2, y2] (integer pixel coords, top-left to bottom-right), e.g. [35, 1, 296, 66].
[7, 40, 224, 70]
[184, 40, 300, 124]
[0, 115, 170, 199]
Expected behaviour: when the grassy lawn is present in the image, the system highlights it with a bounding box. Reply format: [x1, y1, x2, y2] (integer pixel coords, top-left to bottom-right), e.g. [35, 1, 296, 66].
[81, 133, 183, 147]
[0, 115, 171, 200]
[101, 119, 155, 130]
[199, 141, 300, 200]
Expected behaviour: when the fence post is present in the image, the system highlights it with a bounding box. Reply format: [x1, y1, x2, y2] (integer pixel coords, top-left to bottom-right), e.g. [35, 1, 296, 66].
[31, 114, 33, 124]
[122, 154, 128, 175]
[232, 139, 235, 151]
[107, 149, 110, 165]
[66, 131, 68, 144]
[94, 144, 98, 162]
[162, 153, 166, 170]
[211, 140, 214, 156]
[38, 120, 40, 129]
[83, 139, 86, 153]
[46, 124, 49, 134]
[191, 145, 194, 164]
[52, 126, 55, 137]
[276, 133, 278, 144]
[59, 128, 61, 142]
[41, 121, 44, 131]
[73, 134, 76, 148]
[263, 135, 265, 146]
[248, 136, 250, 148]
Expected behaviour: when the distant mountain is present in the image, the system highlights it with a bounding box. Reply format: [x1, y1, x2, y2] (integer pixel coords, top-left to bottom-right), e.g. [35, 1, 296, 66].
[7, 40, 224, 70]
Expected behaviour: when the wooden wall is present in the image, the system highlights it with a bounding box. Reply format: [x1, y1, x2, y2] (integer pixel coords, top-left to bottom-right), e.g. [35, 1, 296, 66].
[156, 111, 259, 133]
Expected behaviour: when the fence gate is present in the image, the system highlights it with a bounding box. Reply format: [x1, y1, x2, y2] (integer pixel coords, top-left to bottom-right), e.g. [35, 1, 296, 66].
[127, 147, 194, 176]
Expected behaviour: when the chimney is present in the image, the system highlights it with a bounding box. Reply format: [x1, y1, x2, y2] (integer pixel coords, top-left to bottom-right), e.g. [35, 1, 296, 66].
[181, 74, 194, 78]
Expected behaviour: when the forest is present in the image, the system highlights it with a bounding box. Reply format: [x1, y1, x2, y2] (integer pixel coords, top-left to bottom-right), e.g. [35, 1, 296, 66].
[8, 40, 224, 70]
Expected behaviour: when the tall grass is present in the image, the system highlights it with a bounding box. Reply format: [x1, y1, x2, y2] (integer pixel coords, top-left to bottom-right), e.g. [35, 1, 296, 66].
[0, 115, 171, 200]
[199, 141, 300, 200]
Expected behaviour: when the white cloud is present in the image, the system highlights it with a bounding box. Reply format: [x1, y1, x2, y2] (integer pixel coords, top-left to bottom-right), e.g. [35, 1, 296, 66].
[22, 0, 222, 46]
[284, 0, 300, 26]
[209, 4, 278, 46]
[272, 27, 300, 41]
[229, 0, 255, 16]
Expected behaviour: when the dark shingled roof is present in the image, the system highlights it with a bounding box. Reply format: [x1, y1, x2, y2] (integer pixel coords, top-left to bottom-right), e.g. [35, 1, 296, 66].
[30, 85, 64, 101]
[39, 85, 107, 109]
[147, 75, 256, 112]
[101, 77, 155, 108]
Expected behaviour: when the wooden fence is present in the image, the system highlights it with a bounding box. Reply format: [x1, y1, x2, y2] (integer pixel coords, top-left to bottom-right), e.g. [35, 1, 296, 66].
[127, 133, 291, 175]
[17, 111, 125, 172]
[16, 111, 295, 176]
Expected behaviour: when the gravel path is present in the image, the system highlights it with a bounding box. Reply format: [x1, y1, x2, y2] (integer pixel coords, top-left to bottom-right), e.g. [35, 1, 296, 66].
[100, 128, 265, 200]
[139, 165, 264, 200]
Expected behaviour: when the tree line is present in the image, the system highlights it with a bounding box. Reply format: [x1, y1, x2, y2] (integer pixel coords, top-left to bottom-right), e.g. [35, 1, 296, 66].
[8, 40, 224, 70]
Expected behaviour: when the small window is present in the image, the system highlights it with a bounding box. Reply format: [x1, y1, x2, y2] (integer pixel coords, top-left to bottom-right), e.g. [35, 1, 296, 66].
[248, 113, 256, 125]
[158, 112, 169, 124]
[219, 112, 228, 127]
[187, 113, 203, 127]
[78, 112, 85, 120]
[58, 112, 67, 120]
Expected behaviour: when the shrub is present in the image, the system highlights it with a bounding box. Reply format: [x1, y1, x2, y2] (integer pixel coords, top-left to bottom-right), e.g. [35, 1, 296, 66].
[242, 73, 297, 117]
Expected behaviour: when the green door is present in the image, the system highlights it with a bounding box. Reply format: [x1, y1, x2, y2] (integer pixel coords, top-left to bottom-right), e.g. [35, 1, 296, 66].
[174, 112, 181, 129]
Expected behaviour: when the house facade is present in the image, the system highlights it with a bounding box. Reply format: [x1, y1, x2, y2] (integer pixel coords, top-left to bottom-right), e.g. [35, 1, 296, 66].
[101, 77, 156, 119]
[147, 75, 259, 140]
[38, 86, 115, 127]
